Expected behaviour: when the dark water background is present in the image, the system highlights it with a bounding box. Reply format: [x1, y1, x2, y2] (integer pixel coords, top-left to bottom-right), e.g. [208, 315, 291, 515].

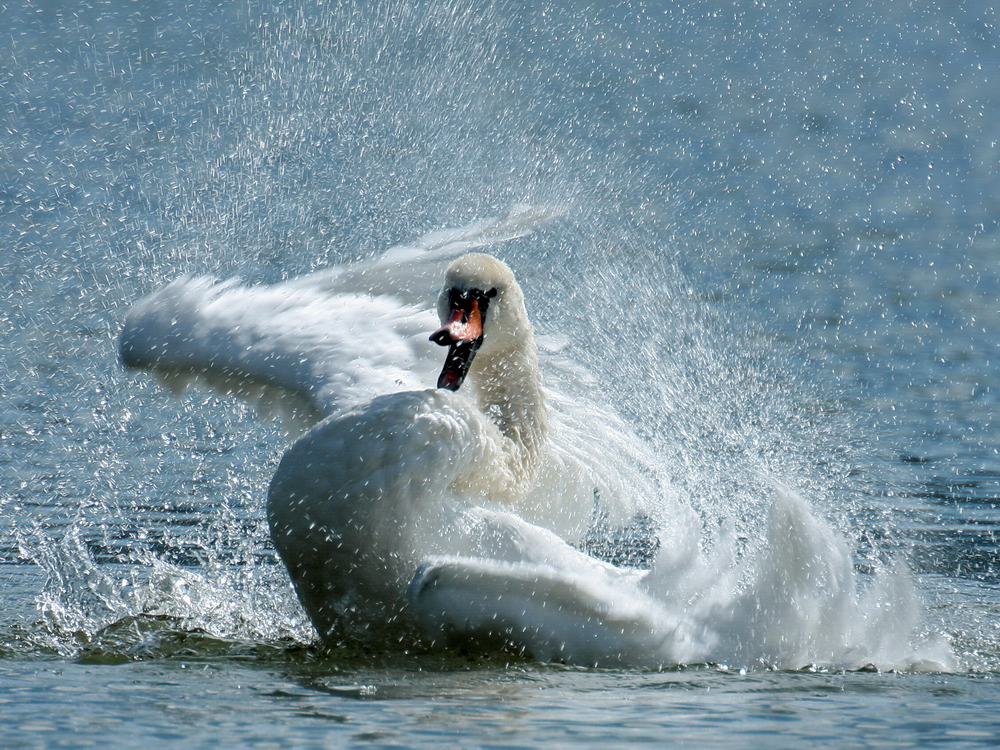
[3, 0, 1000, 746]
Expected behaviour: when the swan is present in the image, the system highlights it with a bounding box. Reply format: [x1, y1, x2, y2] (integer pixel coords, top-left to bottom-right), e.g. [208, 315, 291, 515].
[120, 209, 951, 670]
[119, 208, 671, 652]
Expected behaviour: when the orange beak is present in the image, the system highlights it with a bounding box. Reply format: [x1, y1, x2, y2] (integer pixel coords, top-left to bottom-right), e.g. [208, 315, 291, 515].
[431, 299, 483, 344]
[430, 298, 486, 391]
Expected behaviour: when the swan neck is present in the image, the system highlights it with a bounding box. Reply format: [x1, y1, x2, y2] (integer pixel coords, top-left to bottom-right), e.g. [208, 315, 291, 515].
[471, 337, 548, 465]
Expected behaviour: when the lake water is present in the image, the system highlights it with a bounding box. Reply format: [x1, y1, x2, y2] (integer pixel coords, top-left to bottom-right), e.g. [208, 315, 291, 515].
[4, 0, 1000, 746]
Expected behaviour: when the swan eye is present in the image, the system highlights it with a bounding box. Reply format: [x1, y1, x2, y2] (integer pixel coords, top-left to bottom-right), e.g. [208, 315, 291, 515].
[486, 288, 498, 298]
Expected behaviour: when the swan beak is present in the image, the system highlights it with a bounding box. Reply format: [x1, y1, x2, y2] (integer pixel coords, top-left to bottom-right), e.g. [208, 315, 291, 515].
[430, 300, 484, 391]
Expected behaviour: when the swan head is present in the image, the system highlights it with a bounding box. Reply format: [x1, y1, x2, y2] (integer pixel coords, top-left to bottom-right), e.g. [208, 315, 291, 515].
[430, 253, 528, 391]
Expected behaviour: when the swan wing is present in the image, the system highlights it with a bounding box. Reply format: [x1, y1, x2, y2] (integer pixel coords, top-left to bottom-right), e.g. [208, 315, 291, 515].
[406, 506, 708, 667]
[119, 276, 437, 435]
[118, 207, 560, 435]
[290, 204, 563, 303]
[408, 551, 708, 667]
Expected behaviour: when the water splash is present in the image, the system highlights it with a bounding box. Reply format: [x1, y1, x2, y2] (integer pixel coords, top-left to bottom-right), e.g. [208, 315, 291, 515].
[647, 486, 953, 670]
[17, 506, 312, 658]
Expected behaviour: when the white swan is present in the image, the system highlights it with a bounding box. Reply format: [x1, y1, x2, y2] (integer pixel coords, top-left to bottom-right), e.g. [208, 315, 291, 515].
[120, 209, 952, 670]
[120, 208, 670, 649]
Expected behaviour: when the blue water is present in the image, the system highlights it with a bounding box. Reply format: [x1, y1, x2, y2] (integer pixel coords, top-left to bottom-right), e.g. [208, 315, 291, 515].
[4, 0, 1000, 745]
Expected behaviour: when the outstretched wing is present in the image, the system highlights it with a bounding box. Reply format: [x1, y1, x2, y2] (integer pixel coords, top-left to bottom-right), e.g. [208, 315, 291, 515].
[287, 204, 563, 303]
[118, 206, 561, 436]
